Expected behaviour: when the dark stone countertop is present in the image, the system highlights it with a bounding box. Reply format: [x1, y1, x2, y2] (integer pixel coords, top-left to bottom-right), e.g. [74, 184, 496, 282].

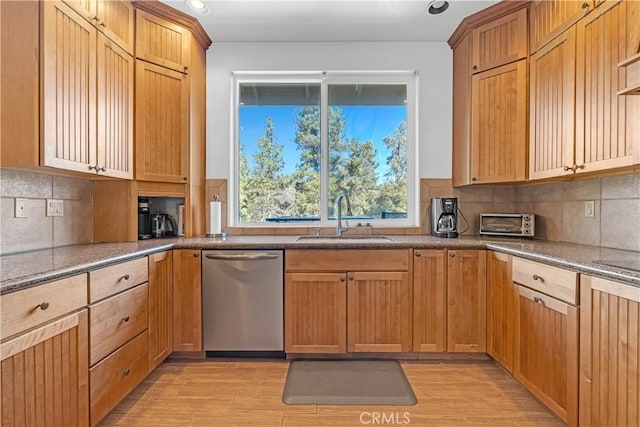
[1, 235, 639, 294]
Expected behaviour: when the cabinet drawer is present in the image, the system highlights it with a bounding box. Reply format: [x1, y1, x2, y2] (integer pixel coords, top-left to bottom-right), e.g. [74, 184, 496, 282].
[1, 274, 88, 340]
[90, 331, 149, 425]
[89, 257, 148, 303]
[89, 283, 148, 365]
[285, 249, 410, 272]
[512, 257, 578, 305]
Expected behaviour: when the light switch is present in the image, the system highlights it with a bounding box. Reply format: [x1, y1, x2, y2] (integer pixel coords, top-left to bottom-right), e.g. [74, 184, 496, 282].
[46, 199, 64, 217]
[584, 200, 595, 218]
[14, 198, 27, 218]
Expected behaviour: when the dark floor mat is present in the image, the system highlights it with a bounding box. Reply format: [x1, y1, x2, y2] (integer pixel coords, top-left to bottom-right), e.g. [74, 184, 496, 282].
[282, 360, 417, 405]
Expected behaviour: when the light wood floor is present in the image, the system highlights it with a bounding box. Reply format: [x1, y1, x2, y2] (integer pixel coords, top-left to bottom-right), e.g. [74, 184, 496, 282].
[99, 359, 562, 426]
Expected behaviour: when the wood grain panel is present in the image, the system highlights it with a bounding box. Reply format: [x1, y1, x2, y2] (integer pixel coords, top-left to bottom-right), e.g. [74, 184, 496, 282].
[471, 60, 527, 183]
[135, 60, 189, 183]
[62, 0, 96, 22]
[88, 257, 148, 303]
[512, 257, 578, 305]
[576, 0, 640, 173]
[446, 250, 486, 352]
[135, 9, 190, 73]
[530, 0, 591, 54]
[1, 275, 88, 341]
[42, 0, 97, 174]
[285, 249, 410, 272]
[96, 32, 133, 179]
[89, 283, 148, 366]
[514, 284, 579, 426]
[148, 251, 173, 371]
[347, 271, 411, 352]
[452, 33, 472, 187]
[90, 331, 149, 426]
[284, 273, 347, 353]
[0, 310, 89, 427]
[580, 275, 640, 427]
[486, 251, 514, 372]
[412, 250, 446, 352]
[529, 27, 577, 180]
[471, 8, 528, 73]
[172, 250, 202, 352]
[97, 0, 134, 54]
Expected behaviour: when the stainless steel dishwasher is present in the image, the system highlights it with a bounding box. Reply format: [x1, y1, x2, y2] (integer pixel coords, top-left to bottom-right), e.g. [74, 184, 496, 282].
[202, 250, 284, 356]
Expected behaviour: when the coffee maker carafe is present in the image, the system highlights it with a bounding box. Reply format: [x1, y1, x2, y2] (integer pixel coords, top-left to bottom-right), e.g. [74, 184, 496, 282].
[430, 197, 459, 238]
[138, 198, 152, 240]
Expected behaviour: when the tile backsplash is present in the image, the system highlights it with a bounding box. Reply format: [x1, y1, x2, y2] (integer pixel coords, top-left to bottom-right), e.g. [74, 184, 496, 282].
[0, 168, 93, 255]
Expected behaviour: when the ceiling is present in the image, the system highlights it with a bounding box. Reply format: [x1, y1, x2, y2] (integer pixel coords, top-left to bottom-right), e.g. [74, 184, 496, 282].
[160, 0, 500, 43]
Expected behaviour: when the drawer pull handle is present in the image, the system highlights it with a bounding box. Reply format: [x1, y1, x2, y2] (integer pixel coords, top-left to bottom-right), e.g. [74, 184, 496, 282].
[36, 302, 50, 311]
[415, 252, 421, 257]
[449, 252, 455, 257]
[532, 274, 543, 282]
[120, 274, 131, 281]
[533, 296, 543, 304]
[121, 316, 130, 323]
[581, 2, 589, 9]
[122, 368, 130, 376]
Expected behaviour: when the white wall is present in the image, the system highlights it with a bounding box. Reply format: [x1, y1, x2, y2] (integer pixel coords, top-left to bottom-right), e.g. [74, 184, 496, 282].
[206, 41, 453, 179]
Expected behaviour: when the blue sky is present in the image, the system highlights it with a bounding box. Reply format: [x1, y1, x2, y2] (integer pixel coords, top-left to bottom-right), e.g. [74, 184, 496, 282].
[239, 106, 406, 176]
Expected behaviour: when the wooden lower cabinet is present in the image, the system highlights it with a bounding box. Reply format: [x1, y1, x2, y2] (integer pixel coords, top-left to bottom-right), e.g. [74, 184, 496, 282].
[412, 250, 446, 352]
[0, 310, 89, 426]
[580, 275, 640, 426]
[172, 249, 202, 352]
[486, 251, 514, 372]
[514, 284, 578, 426]
[148, 251, 173, 371]
[447, 250, 487, 352]
[347, 271, 411, 352]
[284, 272, 347, 353]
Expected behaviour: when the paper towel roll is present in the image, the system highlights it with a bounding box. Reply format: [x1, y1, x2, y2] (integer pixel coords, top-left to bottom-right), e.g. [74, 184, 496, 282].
[209, 201, 221, 234]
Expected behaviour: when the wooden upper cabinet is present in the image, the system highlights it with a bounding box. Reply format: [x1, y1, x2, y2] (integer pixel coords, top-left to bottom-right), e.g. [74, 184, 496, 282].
[136, 9, 191, 73]
[172, 250, 202, 352]
[97, 32, 134, 179]
[96, 0, 134, 54]
[471, 60, 527, 183]
[285, 272, 347, 353]
[452, 33, 472, 187]
[412, 250, 446, 352]
[446, 250, 487, 352]
[148, 251, 173, 371]
[135, 61, 189, 183]
[529, 27, 577, 180]
[530, 0, 593, 54]
[486, 251, 514, 373]
[42, 1, 98, 174]
[471, 8, 528, 74]
[575, 0, 640, 173]
[62, 0, 97, 22]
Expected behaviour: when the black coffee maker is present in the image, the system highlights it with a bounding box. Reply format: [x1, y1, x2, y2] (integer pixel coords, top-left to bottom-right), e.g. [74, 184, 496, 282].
[138, 198, 152, 240]
[430, 197, 459, 238]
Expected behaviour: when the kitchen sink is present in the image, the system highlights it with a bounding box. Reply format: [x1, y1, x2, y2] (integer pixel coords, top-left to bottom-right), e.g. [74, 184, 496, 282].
[296, 235, 394, 242]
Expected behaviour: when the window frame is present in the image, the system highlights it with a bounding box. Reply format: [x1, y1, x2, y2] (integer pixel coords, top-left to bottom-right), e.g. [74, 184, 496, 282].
[229, 70, 419, 228]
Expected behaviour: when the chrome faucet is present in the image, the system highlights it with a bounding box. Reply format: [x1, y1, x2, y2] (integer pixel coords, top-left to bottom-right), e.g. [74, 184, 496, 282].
[335, 194, 352, 236]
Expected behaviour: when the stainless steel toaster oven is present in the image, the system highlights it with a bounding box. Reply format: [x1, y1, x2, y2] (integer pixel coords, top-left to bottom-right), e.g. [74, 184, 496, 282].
[479, 213, 535, 237]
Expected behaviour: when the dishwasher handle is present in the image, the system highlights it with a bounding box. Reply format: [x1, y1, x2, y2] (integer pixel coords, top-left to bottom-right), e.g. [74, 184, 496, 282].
[204, 253, 280, 261]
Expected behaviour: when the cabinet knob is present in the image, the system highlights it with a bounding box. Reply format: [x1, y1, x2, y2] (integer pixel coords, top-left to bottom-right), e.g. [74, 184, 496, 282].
[532, 274, 544, 282]
[472, 65, 478, 71]
[533, 296, 543, 304]
[100, 22, 106, 27]
[471, 177, 477, 182]
[122, 368, 130, 376]
[574, 163, 585, 171]
[121, 316, 130, 323]
[340, 277, 346, 282]
[98, 166, 106, 172]
[184, 66, 189, 72]
[88, 165, 98, 172]
[449, 252, 455, 257]
[183, 177, 188, 181]
[92, 15, 99, 21]
[563, 165, 573, 171]
[348, 276, 354, 281]
[582, 2, 590, 9]
[193, 253, 199, 257]
[36, 302, 50, 311]
[120, 274, 130, 281]
[415, 251, 421, 257]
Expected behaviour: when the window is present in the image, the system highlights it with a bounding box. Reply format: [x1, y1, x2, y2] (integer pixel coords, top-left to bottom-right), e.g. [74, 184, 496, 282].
[232, 72, 417, 227]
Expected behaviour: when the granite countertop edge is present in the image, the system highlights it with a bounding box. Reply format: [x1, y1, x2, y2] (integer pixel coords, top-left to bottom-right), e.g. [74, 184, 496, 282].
[2, 236, 639, 294]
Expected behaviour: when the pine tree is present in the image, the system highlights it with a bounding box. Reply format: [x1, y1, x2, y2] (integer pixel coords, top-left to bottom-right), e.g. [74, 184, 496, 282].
[376, 121, 408, 214]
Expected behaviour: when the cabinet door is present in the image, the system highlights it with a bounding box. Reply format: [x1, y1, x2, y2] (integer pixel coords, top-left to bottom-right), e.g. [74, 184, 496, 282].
[42, 1, 97, 174]
[135, 9, 191, 73]
[486, 252, 514, 372]
[471, 60, 527, 183]
[514, 284, 578, 426]
[412, 250, 446, 352]
[96, 0, 134, 54]
[96, 32, 133, 179]
[471, 8, 528, 73]
[530, 0, 593, 54]
[347, 271, 411, 352]
[529, 27, 577, 180]
[575, 0, 640, 174]
[148, 251, 173, 371]
[447, 250, 486, 352]
[452, 33, 472, 187]
[62, 0, 96, 23]
[284, 272, 346, 353]
[0, 310, 89, 427]
[135, 60, 189, 183]
[172, 250, 202, 352]
[579, 275, 640, 427]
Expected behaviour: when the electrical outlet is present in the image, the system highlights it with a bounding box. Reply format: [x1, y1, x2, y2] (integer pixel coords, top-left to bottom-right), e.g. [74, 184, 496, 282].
[584, 200, 595, 218]
[14, 198, 27, 218]
[46, 199, 64, 217]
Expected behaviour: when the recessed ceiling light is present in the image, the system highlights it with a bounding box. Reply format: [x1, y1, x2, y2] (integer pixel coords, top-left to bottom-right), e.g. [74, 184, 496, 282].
[185, 0, 209, 15]
[426, 0, 450, 15]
